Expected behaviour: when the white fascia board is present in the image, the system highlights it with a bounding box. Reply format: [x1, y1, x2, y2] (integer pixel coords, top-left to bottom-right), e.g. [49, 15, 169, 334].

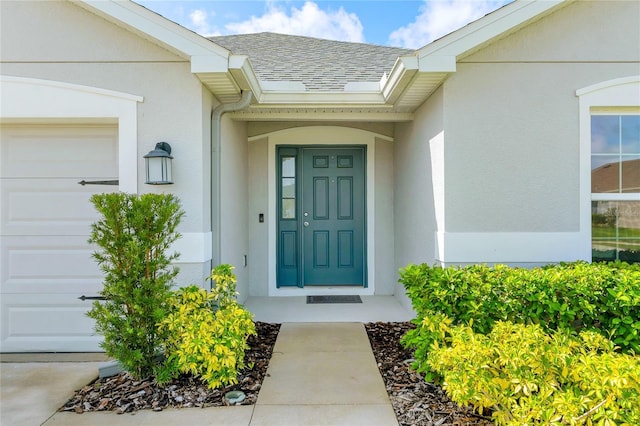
[227, 55, 263, 97]
[257, 91, 387, 105]
[381, 56, 419, 102]
[235, 111, 414, 122]
[75, 0, 229, 60]
[418, 56, 457, 73]
[262, 81, 308, 92]
[417, 0, 569, 61]
[343, 82, 382, 92]
[191, 55, 231, 73]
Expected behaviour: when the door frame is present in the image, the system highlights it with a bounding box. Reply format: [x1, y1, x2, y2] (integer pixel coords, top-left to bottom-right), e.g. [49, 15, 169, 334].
[262, 126, 384, 296]
[276, 145, 368, 288]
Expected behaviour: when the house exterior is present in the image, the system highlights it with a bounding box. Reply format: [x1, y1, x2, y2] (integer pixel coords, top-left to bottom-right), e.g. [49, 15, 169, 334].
[1, 0, 638, 352]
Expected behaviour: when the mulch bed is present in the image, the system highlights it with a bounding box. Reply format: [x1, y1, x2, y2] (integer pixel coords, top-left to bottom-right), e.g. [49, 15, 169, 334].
[61, 322, 280, 414]
[365, 322, 493, 426]
[62, 321, 492, 425]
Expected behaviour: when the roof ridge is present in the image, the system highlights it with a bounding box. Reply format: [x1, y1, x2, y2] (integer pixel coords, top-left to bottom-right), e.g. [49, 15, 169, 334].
[209, 32, 414, 53]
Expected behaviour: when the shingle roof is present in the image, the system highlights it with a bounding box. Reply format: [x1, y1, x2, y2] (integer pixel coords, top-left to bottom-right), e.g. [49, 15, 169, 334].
[209, 32, 414, 92]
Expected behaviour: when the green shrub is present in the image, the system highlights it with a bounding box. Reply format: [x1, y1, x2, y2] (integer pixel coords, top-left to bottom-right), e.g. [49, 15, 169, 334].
[426, 319, 640, 425]
[401, 262, 640, 354]
[157, 265, 256, 389]
[87, 193, 184, 379]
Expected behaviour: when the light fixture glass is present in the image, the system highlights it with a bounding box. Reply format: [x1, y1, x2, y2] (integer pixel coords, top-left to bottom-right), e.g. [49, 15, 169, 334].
[144, 142, 173, 185]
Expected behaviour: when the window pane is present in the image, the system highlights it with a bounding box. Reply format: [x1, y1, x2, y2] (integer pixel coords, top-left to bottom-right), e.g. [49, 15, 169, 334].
[282, 198, 296, 219]
[621, 115, 640, 154]
[592, 200, 640, 263]
[621, 156, 640, 193]
[591, 156, 619, 193]
[591, 115, 620, 154]
[282, 178, 296, 198]
[282, 157, 296, 177]
[619, 200, 640, 235]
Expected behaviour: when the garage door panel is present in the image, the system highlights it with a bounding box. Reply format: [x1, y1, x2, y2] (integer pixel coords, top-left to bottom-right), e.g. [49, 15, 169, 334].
[1, 125, 118, 178]
[1, 124, 116, 352]
[0, 294, 102, 352]
[2, 236, 102, 294]
[1, 178, 112, 235]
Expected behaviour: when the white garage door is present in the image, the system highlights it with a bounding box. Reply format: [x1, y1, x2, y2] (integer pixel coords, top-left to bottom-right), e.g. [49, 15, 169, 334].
[1, 124, 118, 352]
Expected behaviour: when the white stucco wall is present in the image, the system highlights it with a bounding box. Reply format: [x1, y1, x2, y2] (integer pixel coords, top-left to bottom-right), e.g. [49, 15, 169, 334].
[374, 137, 396, 295]
[394, 88, 443, 264]
[248, 138, 270, 297]
[393, 87, 444, 307]
[219, 116, 250, 301]
[1, 1, 214, 285]
[437, 0, 639, 264]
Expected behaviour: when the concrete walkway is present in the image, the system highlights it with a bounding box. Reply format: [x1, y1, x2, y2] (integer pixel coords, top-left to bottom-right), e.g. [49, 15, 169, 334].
[1, 323, 398, 426]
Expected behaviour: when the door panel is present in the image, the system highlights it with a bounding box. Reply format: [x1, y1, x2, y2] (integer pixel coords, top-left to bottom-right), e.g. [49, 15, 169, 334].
[277, 148, 300, 286]
[313, 177, 329, 219]
[302, 148, 365, 286]
[338, 230, 354, 267]
[337, 177, 353, 219]
[313, 231, 330, 267]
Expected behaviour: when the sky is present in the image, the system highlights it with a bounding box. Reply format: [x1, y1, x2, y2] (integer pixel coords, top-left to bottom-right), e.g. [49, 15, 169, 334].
[136, 0, 513, 49]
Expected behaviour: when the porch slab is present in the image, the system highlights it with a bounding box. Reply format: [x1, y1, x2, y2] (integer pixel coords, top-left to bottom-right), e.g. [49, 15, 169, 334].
[244, 295, 414, 323]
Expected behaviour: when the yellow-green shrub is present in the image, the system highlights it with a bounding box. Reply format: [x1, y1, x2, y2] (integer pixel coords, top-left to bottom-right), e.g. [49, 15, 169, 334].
[426, 317, 640, 425]
[400, 262, 640, 354]
[157, 265, 256, 388]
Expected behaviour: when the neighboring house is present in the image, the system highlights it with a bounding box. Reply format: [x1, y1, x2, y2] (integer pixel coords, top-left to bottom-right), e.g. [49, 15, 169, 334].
[0, 0, 638, 352]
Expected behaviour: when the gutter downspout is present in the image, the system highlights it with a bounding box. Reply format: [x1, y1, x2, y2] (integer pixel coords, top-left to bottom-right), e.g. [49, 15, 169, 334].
[210, 90, 253, 274]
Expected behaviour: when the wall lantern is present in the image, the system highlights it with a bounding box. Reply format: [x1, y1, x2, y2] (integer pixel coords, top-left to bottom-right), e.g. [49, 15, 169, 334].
[144, 142, 173, 185]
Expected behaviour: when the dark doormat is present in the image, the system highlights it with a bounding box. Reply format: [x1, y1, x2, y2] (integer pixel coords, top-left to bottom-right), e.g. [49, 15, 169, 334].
[307, 295, 363, 304]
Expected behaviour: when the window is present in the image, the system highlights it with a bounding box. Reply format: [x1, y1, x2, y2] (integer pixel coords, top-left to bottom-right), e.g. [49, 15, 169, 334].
[591, 114, 640, 262]
[281, 156, 296, 219]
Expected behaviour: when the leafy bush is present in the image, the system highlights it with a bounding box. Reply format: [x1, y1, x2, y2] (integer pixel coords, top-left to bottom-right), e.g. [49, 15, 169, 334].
[87, 193, 184, 379]
[157, 264, 256, 389]
[401, 262, 640, 354]
[426, 319, 640, 425]
[593, 249, 640, 263]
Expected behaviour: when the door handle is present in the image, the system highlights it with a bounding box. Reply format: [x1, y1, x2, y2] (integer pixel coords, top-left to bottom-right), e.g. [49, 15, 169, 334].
[303, 221, 310, 227]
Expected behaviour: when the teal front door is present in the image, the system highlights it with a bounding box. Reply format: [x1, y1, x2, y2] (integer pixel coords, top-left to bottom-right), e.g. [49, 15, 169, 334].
[277, 146, 366, 287]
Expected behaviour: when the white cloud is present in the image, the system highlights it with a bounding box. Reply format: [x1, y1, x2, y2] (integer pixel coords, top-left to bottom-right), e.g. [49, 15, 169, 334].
[188, 8, 220, 37]
[224, 1, 365, 43]
[389, 0, 511, 49]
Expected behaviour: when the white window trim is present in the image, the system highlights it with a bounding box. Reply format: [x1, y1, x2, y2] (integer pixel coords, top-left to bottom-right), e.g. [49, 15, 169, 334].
[0, 76, 142, 193]
[576, 76, 640, 260]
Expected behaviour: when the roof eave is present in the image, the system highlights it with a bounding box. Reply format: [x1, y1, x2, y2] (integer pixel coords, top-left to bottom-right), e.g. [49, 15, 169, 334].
[417, 0, 573, 62]
[75, 0, 230, 65]
[382, 56, 420, 104]
[389, 0, 575, 113]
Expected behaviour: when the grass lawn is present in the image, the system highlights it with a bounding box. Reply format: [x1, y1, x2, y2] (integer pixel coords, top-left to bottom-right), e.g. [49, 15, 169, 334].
[592, 226, 640, 239]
